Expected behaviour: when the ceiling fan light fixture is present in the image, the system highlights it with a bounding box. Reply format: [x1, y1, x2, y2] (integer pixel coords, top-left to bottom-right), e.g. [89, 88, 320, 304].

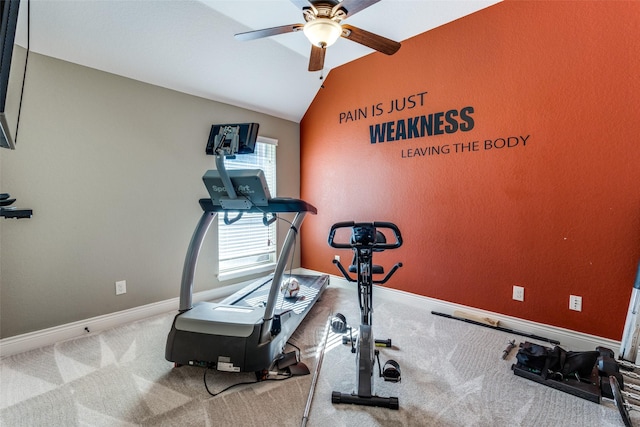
[303, 18, 342, 47]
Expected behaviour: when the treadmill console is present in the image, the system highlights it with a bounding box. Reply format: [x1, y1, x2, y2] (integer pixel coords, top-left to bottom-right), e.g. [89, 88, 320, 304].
[203, 169, 271, 208]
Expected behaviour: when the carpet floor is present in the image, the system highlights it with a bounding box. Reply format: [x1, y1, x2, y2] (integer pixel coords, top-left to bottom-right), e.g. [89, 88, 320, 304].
[1, 282, 636, 426]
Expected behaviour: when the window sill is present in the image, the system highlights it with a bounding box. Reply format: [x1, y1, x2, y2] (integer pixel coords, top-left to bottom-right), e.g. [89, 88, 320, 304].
[218, 263, 276, 282]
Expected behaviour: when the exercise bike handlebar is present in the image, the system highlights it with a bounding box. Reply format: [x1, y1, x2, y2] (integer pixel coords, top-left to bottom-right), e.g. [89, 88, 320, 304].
[375, 262, 403, 285]
[332, 258, 357, 283]
[328, 221, 403, 250]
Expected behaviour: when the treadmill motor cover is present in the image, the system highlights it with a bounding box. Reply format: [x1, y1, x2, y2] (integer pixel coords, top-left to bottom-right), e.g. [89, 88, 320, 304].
[175, 302, 264, 337]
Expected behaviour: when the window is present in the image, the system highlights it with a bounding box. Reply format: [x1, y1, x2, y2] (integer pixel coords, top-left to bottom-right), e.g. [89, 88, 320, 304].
[218, 137, 277, 280]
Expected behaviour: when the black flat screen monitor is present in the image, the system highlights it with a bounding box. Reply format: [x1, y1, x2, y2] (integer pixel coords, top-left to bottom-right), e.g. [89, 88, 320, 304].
[205, 123, 259, 156]
[0, 0, 22, 150]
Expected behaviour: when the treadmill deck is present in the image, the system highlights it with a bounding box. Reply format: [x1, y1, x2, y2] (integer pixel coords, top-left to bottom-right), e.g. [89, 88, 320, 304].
[174, 274, 328, 337]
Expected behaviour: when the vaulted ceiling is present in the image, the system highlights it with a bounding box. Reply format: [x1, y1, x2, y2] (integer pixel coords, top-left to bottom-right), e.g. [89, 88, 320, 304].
[15, 0, 501, 122]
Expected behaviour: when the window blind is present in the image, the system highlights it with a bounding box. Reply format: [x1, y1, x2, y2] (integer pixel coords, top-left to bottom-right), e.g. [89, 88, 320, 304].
[218, 137, 277, 277]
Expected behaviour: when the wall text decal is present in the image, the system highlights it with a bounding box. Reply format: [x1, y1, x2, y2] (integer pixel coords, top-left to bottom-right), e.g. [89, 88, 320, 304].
[338, 90, 530, 159]
[400, 135, 530, 158]
[369, 107, 474, 143]
[339, 91, 429, 124]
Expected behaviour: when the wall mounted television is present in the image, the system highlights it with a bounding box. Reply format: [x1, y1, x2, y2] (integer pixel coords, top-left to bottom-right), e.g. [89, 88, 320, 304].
[0, 0, 23, 150]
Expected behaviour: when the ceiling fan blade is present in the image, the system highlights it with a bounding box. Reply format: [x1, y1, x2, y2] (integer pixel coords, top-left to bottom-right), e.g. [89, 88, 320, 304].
[235, 24, 304, 41]
[340, 24, 401, 55]
[333, 0, 380, 17]
[289, 0, 314, 10]
[309, 45, 326, 71]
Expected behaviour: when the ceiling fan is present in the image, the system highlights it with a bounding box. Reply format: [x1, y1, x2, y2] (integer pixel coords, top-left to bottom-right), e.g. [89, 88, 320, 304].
[234, 0, 401, 72]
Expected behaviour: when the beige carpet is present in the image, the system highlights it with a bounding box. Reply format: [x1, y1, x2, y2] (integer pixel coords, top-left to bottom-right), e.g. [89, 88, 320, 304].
[0, 283, 634, 426]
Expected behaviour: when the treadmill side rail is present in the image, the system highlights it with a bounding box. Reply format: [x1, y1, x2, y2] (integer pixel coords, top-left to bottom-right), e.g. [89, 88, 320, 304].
[260, 210, 307, 344]
[179, 211, 217, 311]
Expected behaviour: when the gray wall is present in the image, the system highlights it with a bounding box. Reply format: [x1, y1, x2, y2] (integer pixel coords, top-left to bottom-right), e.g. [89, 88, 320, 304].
[0, 52, 301, 338]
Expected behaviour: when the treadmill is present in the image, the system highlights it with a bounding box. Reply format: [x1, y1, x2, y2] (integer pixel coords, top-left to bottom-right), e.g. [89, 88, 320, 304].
[165, 123, 329, 373]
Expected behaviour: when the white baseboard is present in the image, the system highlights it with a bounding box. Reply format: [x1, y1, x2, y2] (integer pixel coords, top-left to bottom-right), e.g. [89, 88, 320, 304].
[1, 269, 622, 358]
[296, 268, 622, 355]
[0, 279, 251, 358]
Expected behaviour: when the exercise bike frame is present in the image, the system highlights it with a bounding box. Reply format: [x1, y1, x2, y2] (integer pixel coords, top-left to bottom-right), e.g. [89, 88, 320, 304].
[328, 221, 403, 409]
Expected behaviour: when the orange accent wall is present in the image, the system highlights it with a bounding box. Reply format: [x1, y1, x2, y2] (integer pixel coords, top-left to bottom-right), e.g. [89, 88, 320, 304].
[300, 0, 640, 340]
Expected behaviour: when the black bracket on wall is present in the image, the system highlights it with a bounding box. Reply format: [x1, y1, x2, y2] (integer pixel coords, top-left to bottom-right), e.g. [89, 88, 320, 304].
[0, 193, 32, 219]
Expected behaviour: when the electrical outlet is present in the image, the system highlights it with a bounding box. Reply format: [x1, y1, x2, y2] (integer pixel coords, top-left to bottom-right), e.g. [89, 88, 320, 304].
[513, 285, 524, 302]
[334, 255, 340, 262]
[115, 280, 127, 295]
[570, 295, 582, 311]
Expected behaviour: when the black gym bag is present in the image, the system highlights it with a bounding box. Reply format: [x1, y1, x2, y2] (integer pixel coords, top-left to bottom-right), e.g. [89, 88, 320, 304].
[516, 342, 599, 380]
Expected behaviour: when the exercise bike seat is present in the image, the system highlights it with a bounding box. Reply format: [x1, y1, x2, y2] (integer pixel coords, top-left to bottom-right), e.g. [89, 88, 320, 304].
[348, 264, 384, 274]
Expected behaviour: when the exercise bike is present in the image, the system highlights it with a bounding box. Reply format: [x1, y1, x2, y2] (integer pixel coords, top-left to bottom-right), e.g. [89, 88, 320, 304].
[328, 221, 404, 409]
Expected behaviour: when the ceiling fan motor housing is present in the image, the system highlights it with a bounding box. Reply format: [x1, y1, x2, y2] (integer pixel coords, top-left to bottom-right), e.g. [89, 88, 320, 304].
[302, 1, 347, 22]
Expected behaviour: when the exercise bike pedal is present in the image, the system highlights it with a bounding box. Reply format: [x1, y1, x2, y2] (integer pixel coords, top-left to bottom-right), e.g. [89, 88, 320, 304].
[382, 359, 401, 383]
[331, 313, 348, 334]
[333, 313, 358, 353]
[375, 338, 392, 348]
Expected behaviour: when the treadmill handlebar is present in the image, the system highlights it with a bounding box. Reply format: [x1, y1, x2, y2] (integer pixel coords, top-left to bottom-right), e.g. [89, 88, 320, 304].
[199, 197, 317, 214]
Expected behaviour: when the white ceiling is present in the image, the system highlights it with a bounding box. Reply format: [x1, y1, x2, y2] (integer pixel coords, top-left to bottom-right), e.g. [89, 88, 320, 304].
[15, 0, 500, 123]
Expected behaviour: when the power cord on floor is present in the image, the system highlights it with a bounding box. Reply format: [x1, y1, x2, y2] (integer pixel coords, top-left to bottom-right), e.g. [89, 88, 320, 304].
[202, 336, 306, 397]
[203, 368, 294, 397]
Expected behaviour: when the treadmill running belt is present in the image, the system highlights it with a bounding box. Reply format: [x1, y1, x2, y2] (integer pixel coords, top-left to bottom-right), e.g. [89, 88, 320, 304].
[245, 283, 320, 315]
[239, 274, 325, 315]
